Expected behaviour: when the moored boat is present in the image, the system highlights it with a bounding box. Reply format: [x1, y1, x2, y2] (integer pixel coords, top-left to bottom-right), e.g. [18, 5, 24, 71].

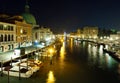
[3, 66, 33, 78]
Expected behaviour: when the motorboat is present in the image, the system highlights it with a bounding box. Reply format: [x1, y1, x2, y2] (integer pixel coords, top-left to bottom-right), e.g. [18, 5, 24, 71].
[3, 58, 42, 78]
[20, 62, 40, 73]
[3, 66, 33, 78]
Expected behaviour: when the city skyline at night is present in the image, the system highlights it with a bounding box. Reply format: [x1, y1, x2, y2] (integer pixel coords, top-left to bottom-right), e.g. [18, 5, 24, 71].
[0, 0, 120, 33]
[0, 1, 120, 82]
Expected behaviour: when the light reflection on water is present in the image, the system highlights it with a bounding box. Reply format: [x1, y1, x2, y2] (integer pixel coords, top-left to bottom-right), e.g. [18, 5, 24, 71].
[87, 42, 118, 71]
[105, 53, 113, 68]
[99, 45, 103, 56]
[46, 71, 56, 83]
[46, 41, 66, 83]
[60, 42, 66, 61]
[69, 38, 73, 52]
[59, 41, 66, 72]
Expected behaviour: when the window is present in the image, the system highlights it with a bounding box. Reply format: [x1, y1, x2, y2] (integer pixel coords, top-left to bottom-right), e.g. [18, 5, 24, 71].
[0, 24, 3, 30]
[8, 26, 11, 31]
[11, 26, 13, 31]
[5, 34, 7, 41]
[8, 35, 10, 41]
[1, 35, 3, 42]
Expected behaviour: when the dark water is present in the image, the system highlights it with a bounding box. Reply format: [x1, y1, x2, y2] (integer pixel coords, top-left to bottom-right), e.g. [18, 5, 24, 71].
[0, 39, 120, 83]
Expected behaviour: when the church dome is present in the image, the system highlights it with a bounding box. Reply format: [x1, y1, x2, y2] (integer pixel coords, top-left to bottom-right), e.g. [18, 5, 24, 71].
[22, 13, 36, 25]
[21, 3, 37, 25]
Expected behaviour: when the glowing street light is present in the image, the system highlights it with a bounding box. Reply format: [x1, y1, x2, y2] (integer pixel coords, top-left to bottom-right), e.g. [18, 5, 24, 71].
[49, 48, 54, 55]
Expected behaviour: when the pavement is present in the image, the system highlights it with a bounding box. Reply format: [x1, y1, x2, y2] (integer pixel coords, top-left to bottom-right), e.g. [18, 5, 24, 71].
[0, 46, 42, 63]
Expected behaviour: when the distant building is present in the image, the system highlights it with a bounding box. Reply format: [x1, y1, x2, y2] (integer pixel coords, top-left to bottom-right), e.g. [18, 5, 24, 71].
[76, 29, 82, 38]
[70, 27, 98, 40]
[21, 1, 39, 45]
[110, 34, 119, 40]
[33, 26, 55, 46]
[109, 31, 120, 41]
[21, 1, 37, 26]
[117, 31, 120, 36]
[83, 26, 98, 39]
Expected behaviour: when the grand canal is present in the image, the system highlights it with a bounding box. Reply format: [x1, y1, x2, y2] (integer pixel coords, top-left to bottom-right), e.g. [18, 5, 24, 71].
[0, 39, 120, 83]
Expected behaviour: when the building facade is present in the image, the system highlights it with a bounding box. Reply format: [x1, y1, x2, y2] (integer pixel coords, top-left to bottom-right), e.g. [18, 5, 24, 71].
[33, 26, 55, 46]
[0, 22, 16, 52]
[0, 14, 33, 52]
[83, 26, 98, 39]
[15, 21, 32, 48]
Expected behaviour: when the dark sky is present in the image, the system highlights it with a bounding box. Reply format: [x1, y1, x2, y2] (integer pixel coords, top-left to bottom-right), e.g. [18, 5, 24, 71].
[0, 0, 120, 33]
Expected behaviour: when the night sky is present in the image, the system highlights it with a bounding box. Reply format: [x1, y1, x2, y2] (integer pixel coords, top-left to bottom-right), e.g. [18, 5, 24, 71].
[0, 0, 120, 33]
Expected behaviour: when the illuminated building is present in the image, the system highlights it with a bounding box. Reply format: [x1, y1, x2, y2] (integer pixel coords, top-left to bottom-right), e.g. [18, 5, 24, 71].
[33, 26, 55, 46]
[0, 14, 33, 52]
[72, 27, 98, 40]
[109, 31, 120, 41]
[0, 21, 16, 52]
[15, 20, 32, 47]
[0, 1, 37, 52]
[76, 28, 84, 39]
[83, 26, 98, 39]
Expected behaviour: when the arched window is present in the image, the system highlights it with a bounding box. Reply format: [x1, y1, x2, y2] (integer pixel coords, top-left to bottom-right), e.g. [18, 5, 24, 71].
[11, 26, 13, 31]
[8, 34, 10, 41]
[5, 34, 7, 41]
[8, 26, 11, 30]
[1, 35, 3, 42]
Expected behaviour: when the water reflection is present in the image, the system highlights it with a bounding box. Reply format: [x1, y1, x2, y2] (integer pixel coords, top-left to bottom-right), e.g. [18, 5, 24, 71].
[58, 41, 66, 72]
[87, 43, 118, 71]
[46, 71, 56, 83]
[69, 38, 73, 52]
[88, 43, 97, 65]
[92, 45, 97, 56]
[60, 42, 66, 61]
[88, 44, 92, 55]
[105, 53, 113, 69]
[99, 45, 103, 56]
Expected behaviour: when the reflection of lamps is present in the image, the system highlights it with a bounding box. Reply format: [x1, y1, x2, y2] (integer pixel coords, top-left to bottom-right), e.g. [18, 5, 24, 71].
[46, 71, 56, 83]
[48, 48, 54, 65]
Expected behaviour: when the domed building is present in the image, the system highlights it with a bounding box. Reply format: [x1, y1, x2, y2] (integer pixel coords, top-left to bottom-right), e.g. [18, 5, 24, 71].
[21, 3, 37, 25]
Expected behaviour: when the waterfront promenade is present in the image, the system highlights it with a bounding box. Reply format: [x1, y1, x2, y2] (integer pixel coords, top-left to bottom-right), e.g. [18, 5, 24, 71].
[0, 40, 62, 64]
[0, 46, 39, 63]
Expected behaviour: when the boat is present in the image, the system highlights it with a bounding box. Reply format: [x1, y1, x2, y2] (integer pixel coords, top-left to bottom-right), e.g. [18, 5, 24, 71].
[103, 48, 116, 55]
[2, 57, 43, 78]
[3, 66, 33, 78]
[20, 62, 40, 73]
[3, 59, 43, 78]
